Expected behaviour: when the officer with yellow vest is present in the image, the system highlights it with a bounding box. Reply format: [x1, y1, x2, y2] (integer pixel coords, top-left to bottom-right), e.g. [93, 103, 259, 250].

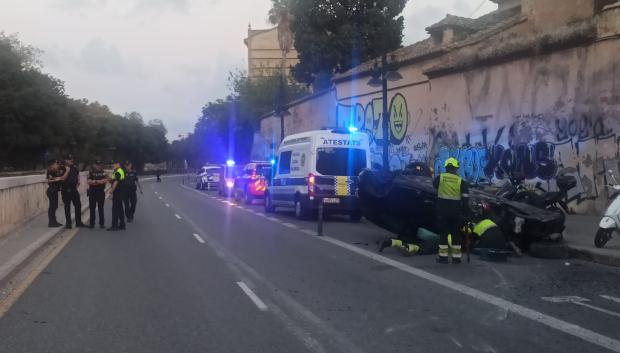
[433, 158, 469, 264]
[470, 219, 507, 250]
[107, 161, 127, 231]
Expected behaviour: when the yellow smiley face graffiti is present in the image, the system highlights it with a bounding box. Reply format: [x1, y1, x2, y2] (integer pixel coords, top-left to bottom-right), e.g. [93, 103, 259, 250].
[389, 93, 409, 144]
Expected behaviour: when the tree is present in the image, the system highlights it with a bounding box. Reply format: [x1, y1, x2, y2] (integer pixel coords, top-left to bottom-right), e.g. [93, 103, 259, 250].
[268, 0, 294, 68]
[289, 0, 408, 89]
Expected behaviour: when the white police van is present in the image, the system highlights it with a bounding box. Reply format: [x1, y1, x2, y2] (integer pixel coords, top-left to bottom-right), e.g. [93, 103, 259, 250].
[264, 128, 371, 221]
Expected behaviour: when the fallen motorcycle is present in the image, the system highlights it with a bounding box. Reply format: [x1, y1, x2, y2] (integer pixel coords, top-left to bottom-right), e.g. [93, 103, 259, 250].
[358, 168, 566, 249]
[595, 170, 620, 248]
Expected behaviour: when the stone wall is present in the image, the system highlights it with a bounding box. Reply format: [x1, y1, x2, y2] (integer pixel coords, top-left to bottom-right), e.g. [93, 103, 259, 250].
[0, 172, 89, 238]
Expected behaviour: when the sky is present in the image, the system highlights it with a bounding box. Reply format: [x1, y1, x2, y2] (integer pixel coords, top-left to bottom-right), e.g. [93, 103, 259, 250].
[0, 0, 497, 140]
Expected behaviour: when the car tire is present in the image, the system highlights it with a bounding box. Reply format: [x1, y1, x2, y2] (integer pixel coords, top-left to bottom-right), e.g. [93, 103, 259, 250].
[530, 241, 569, 259]
[349, 211, 363, 222]
[196, 182, 201, 190]
[265, 192, 275, 213]
[244, 188, 253, 205]
[294, 198, 308, 220]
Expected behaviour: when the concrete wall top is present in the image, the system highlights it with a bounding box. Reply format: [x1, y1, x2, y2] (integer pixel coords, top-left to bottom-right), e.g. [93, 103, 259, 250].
[0, 172, 89, 191]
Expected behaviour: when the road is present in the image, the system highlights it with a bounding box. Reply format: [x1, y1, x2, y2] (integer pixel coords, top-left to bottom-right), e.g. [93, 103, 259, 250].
[1, 176, 620, 353]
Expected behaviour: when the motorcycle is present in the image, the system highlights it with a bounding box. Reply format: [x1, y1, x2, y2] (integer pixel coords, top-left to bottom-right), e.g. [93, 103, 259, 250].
[595, 170, 620, 248]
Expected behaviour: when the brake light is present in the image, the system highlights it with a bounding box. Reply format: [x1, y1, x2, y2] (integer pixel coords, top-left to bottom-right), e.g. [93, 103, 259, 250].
[308, 173, 316, 197]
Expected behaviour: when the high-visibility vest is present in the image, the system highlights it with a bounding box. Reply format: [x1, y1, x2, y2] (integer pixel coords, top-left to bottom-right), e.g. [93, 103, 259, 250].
[473, 219, 497, 237]
[114, 167, 126, 181]
[438, 173, 462, 201]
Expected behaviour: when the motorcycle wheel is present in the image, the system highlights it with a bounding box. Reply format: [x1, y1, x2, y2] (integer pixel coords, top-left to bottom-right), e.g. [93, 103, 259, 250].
[594, 228, 613, 248]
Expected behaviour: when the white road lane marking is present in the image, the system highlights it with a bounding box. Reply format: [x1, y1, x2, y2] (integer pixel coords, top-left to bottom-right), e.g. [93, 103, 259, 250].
[179, 182, 620, 353]
[237, 282, 268, 311]
[282, 222, 298, 229]
[601, 295, 620, 304]
[175, 214, 182, 220]
[165, 203, 170, 207]
[301, 229, 318, 236]
[193, 233, 206, 244]
[158, 196, 163, 200]
[267, 217, 280, 222]
[318, 236, 620, 353]
[255, 212, 266, 217]
[542, 296, 620, 319]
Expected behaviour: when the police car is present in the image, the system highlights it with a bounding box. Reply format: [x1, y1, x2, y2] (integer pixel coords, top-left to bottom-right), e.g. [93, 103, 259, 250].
[195, 165, 221, 190]
[264, 128, 371, 221]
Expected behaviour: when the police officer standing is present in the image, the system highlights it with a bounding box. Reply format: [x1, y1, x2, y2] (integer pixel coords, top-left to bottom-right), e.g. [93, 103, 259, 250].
[87, 160, 107, 229]
[60, 154, 84, 229]
[123, 161, 142, 222]
[433, 158, 469, 264]
[107, 161, 126, 231]
[46, 159, 63, 227]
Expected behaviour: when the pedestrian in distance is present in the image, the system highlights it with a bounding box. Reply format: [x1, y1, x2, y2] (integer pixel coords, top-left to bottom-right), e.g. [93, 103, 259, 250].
[87, 160, 107, 229]
[107, 161, 126, 231]
[46, 159, 63, 227]
[123, 161, 142, 223]
[60, 154, 85, 229]
[433, 157, 469, 264]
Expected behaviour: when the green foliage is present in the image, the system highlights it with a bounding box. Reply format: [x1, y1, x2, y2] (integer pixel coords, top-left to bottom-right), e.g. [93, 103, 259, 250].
[288, 0, 408, 89]
[0, 33, 168, 171]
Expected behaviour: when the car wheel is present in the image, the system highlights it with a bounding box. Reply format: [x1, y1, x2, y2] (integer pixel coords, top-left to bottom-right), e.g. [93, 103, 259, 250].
[244, 188, 253, 205]
[595, 228, 613, 248]
[264, 192, 275, 213]
[196, 182, 201, 190]
[349, 211, 363, 222]
[294, 198, 308, 220]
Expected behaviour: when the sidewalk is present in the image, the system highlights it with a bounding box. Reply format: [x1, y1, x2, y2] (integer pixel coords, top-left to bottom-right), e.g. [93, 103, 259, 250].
[0, 197, 89, 285]
[564, 215, 620, 267]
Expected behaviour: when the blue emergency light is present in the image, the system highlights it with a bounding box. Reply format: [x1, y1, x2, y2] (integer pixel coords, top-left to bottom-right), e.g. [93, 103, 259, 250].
[226, 159, 235, 167]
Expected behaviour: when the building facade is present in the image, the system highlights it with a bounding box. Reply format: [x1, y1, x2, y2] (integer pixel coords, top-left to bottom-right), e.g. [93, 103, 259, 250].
[244, 25, 299, 79]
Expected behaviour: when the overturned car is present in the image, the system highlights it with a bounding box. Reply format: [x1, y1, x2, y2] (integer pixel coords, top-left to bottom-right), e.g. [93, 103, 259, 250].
[357, 167, 565, 248]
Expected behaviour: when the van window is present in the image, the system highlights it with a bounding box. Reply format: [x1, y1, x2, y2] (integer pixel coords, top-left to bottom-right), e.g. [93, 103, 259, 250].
[278, 151, 292, 175]
[316, 148, 367, 176]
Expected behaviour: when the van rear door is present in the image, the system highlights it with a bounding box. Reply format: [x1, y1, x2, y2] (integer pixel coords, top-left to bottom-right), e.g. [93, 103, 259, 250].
[312, 147, 367, 199]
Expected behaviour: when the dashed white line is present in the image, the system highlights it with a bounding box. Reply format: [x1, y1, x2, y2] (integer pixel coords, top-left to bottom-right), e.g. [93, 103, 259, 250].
[282, 222, 298, 229]
[175, 214, 182, 220]
[237, 282, 268, 311]
[158, 196, 163, 200]
[165, 203, 170, 207]
[255, 212, 266, 217]
[301, 229, 318, 236]
[267, 217, 280, 222]
[601, 295, 620, 304]
[193, 233, 206, 244]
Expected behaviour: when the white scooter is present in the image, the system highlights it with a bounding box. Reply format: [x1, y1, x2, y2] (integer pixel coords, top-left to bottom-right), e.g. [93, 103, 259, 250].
[595, 170, 620, 248]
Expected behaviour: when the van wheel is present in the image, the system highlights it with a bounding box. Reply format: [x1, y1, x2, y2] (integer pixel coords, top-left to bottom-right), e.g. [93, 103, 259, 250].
[265, 193, 275, 213]
[295, 198, 308, 220]
[349, 211, 363, 222]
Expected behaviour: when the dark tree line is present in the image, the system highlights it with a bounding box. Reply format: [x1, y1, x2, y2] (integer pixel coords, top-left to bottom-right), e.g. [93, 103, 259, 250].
[0, 33, 168, 171]
[170, 71, 308, 168]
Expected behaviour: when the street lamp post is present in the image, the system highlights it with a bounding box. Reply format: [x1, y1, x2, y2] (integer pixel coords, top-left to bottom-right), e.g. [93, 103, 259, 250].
[368, 53, 403, 172]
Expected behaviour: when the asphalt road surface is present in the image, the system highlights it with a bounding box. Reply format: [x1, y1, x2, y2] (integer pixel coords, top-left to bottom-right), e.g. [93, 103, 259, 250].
[1, 176, 620, 353]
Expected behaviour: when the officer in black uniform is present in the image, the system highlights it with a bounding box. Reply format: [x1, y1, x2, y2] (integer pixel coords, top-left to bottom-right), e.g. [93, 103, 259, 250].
[87, 160, 107, 229]
[108, 161, 126, 231]
[123, 161, 142, 222]
[46, 159, 63, 227]
[60, 154, 84, 229]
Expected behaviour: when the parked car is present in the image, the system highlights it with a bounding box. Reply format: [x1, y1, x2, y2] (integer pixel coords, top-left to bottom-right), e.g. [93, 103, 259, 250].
[218, 164, 241, 197]
[195, 165, 221, 190]
[264, 128, 371, 221]
[233, 162, 273, 204]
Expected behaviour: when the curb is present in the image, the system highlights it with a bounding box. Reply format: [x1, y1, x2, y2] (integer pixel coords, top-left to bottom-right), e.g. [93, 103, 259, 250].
[568, 245, 620, 267]
[0, 199, 91, 286]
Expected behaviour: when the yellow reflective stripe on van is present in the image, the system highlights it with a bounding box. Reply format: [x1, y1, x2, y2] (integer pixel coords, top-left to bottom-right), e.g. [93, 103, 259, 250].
[335, 176, 350, 196]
